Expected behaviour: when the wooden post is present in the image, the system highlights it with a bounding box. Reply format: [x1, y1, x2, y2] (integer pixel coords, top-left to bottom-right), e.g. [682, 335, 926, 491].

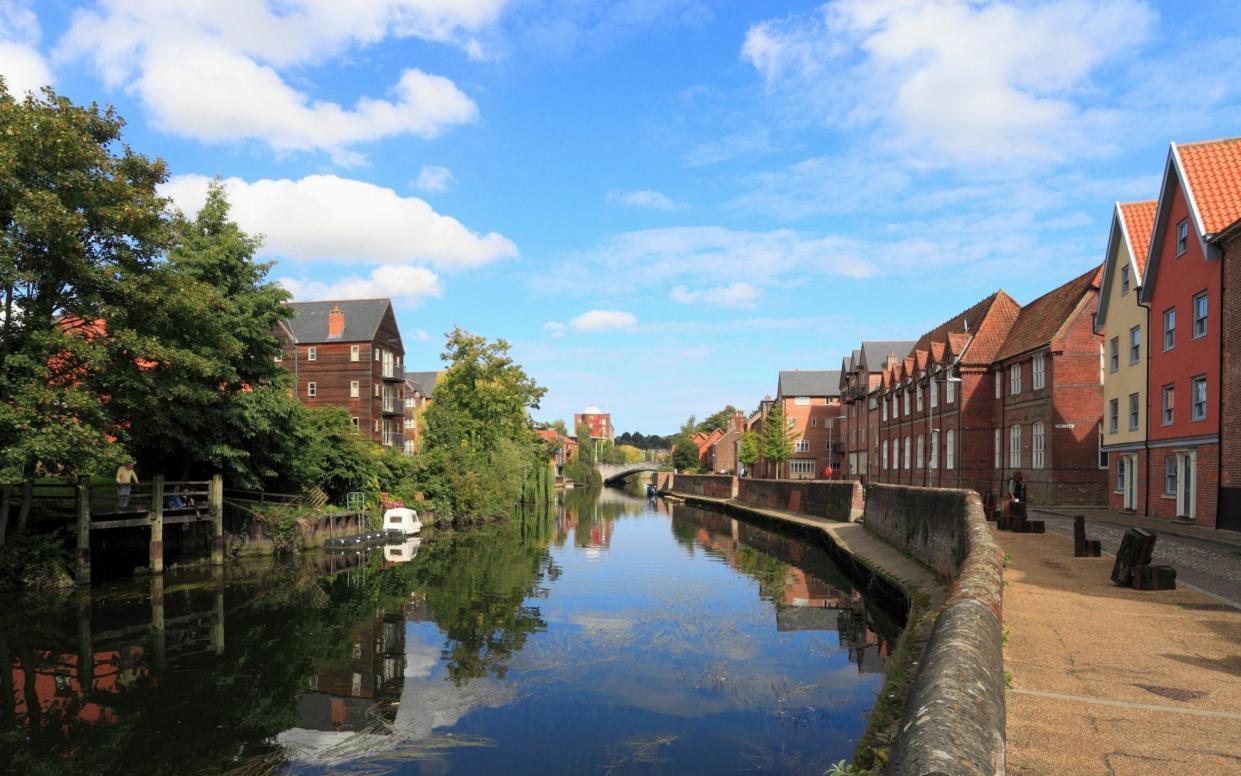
[75, 477, 91, 586]
[149, 475, 164, 575]
[78, 593, 93, 692]
[210, 474, 224, 566]
[149, 575, 166, 670]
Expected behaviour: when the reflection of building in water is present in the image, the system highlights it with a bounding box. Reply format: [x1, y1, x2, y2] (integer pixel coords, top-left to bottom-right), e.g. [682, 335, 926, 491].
[10, 646, 146, 727]
[297, 612, 406, 733]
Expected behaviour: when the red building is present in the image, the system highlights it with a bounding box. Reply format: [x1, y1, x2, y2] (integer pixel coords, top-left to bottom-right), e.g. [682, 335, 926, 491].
[1139, 139, 1241, 527]
[278, 299, 406, 448]
[771, 370, 843, 480]
[573, 405, 614, 443]
[1220, 216, 1241, 531]
[839, 341, 914, 482]
[402, 370, 442, 455]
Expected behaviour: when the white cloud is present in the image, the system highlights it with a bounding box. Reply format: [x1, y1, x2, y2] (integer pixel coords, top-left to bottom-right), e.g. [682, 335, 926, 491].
[58, 1, 505, 158]
[742, 0, 1155, 165]
[669, 282, 760, 308]
[410, 328, 433, 342]
[606, 189, 686, 211]
[414, 164, 455, 193]
[161, 174, 517, 269]
[280, 265, 441, 305]
[0, 1, 52, 94]
[569, 310, 637, 332]
[543, 321, 566, 338]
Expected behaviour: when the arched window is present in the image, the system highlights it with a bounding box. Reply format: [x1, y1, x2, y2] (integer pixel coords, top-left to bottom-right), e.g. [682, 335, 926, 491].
[916, 434, 925, 468]
[929, 430, 939, 469]
[1032, 422, 1045, 469]
[904, 436, 912, 469]
[1010, 425, 1022, 468]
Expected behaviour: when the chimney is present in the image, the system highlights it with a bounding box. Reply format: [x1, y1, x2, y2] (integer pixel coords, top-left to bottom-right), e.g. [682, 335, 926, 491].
[328, 305, 345, 339]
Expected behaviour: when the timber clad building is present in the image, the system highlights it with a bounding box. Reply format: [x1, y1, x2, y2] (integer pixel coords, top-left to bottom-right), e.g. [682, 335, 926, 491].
[277, 299, 407, 449]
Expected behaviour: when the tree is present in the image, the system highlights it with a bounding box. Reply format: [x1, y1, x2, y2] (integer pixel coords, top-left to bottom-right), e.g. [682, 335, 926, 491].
[737, 431, 759, 474]
[615, 444, 644, 464]
[696, 405, 740, 434]
[670, 415, 700, 472]
[761, 403, 796, 478]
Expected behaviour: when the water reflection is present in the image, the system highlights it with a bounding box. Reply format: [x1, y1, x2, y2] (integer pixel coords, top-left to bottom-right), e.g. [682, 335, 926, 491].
[2, 486, 899, 775]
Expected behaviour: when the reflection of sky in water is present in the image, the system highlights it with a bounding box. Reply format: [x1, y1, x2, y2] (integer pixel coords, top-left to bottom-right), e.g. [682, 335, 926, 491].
[290, 494, 894, 775]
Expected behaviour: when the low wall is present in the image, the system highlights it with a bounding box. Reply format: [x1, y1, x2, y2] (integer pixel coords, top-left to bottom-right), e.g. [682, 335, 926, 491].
[737, 478, 864, 522]
[864, 484, 1005, 776]
[650, 472, 673, 493]
[668, 473, 736, 499]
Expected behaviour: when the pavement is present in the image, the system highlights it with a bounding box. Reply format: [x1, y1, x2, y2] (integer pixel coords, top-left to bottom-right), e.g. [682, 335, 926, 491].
[996, 524, 1241, 775]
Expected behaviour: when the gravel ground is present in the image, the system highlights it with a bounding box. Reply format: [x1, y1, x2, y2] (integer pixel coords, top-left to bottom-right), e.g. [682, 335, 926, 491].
[1037, 514, 1241, 608]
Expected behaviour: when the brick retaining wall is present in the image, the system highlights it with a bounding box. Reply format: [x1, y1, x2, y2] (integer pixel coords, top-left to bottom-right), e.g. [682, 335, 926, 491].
[668, 473, 737, 499]
[737, 478, 864, 522]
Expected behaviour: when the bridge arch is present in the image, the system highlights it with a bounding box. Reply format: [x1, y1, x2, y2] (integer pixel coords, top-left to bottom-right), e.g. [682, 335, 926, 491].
[594, 462, 660, 485]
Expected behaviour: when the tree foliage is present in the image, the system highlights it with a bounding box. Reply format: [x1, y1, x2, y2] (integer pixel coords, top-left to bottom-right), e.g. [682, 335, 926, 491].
[760, 403, 796, 475]
[696, 405, 740, 434]
[737, 430, 759, 470]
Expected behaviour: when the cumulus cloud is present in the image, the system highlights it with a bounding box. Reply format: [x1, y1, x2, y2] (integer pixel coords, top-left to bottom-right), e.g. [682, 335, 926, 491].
[414, 164, 455, 193]
[58, 1, 505, 159]
[669, 282, 760, 308]
[606, 189, 686, 211]
[0, 1, 52, 94]
[742, 0, 1155, 165]
[161, 174, 517, 269]
[569, 310, 637, 332]
[280, 265, 441, 305]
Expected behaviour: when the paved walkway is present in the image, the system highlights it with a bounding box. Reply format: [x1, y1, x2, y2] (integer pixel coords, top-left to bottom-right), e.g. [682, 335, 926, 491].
[996, 525, 1241, 775]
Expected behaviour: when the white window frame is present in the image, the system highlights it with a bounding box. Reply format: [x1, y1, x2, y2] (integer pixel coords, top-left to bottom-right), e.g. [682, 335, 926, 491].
[930, 379, 938, 408]
[995, 373, 1002, 399]
[1033, 353, 1045, 390]
[1129, 325, 1141, 364]
[903, 390, 910, 415]
[916, 383, 923, 410]
[1032, 422, 1045, 470]
[1009, 425, 1022, 469]
[794, 396, 810, 406]
[882, 440, 888, 470]
[881, 397, 888, 421]
[1009, 363, 1021, 395]
[307, 346, 317, 362]
[273, 353, 283, 363]
[1191, 376, 1207, 421]
[307, 381, 317, 397]
[903, 436, 911, 469]
[350, 416, 359, 430]
[994, 428, 1001, 468]
[1109, 337, 1119, 372]
[1176, 218, 1189, 256]
[350, 344, 360, 362]
[375, 348, 381, 362]
[350, 380, 360, 398]
[929, 430, 939, 469]
[946, 372, 956, 403]
[1128, 392, 1140, 431]
[1164, 455, 1177, 495]
[1121, 265, 1130, 295]
[945, 430, 955, 470]
[1163, 308, 1176, 351]
[1162, 384, 1174, 426]
[1109, 398, 1119, 433]
[1193, 292, 1208, 339]
[916, 433, 925, 468]
[795, 439, 810, 453]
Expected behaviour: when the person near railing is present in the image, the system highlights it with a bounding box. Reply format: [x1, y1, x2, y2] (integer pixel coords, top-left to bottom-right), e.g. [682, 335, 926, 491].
[116, 462, 139, 509]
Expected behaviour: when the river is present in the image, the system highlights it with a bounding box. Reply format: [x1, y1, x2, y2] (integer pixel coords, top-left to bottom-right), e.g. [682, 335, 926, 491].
[0, 485, 900, 775]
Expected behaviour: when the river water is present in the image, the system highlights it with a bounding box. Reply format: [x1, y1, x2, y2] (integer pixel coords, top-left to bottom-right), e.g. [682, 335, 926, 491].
[1, 486, 900, 775]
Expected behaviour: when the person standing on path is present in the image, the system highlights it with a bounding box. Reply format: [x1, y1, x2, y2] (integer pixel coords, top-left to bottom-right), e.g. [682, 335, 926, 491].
[1009, 470, 1027, 503]
[116, 462, 139, 509]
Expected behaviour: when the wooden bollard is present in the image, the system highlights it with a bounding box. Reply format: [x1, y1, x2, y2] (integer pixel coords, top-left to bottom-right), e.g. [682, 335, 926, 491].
[150, 574, 166, 670]
[209, 474, 224, 566]
[75, 477, 91, 586]
[149, 475, 164, 575]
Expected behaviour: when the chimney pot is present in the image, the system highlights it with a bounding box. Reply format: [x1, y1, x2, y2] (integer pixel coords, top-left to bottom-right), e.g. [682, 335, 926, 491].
[328, 304, 345, 338]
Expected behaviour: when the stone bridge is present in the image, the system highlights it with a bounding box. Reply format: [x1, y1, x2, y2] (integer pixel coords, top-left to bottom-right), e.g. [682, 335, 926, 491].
[594, 462, 660, 484]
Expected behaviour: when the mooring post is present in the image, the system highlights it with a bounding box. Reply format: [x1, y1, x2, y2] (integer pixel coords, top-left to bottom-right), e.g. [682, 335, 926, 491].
[210, 474, 224, 566]
[149, 574, 166, 670]
[149, 475, 164, 575]
[77, 592, 93, 691]
[211, 566, 225, 656]
[75, 477, 91, 586]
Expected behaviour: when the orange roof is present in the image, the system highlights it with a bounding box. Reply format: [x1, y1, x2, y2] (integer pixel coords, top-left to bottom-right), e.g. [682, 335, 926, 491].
[994, 266, 1101, 362]
[1176, 137, 1241, 235]
[1117, 200, 1157, 276]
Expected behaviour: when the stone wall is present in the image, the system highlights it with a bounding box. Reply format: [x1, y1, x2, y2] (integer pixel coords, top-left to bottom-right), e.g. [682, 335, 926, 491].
[737, 478, 864, 522]
[864, 483, 1005, 776]
[668, 473, 736, 499]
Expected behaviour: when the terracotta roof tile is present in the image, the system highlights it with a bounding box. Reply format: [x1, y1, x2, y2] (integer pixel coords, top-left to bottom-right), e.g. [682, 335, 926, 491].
[912, 293, 1000, 355]
[1117, 200, 1157, 277]
[1177, 138, 1241, 235]
[962, 291, 1021, 365]
[994, 266, 1101, 362]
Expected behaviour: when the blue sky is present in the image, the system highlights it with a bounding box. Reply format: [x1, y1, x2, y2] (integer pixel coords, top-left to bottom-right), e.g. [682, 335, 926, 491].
[5, 1, 1241, 433]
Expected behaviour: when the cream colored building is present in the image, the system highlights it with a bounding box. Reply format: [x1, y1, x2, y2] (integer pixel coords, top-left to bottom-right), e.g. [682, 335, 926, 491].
[1094, 200, 1157, 511]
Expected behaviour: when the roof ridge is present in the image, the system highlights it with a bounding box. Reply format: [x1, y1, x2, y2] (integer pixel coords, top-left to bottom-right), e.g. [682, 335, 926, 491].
[1175, 136, 1241, 148]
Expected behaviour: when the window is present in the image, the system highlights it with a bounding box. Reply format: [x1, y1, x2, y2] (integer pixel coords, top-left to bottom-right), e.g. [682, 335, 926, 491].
[994, 428, 1001, 468]
[903, 436, 911, 469]
[1162, 384, 1175, 425]
[1098, 427, 1109, 469]
[404, 418, 415, 429]
[1176, 218, 1189, 256]
[790, 459, 816, 475]
[273, 353, 283, 363]
[1010, 363, 1021, 395]
[1109, 337, 1119, 372]
[1193, 292, 1208, 339]
[1129, 326, 1140, 364]
[795, 439, 810, 453]
[794, 396, 810, 405]
[903, 390, 910, 415]
[1163, 308, 1176, 351]
[882, 440, 888, 470]
[374, 384, 380, 397]
[916, 383, 923, 410]
[881, 398, 888, 421]
[374, 348, 381, 362]
[929, 430, 939, 469]
[307, 346, 317, 361]
[1032, 422, 1045, 470]
[916, 434, 925, 468]
[373, 419, 379, 432]
[307, 381, 317, 397]
[1009, 425, 1022, 468]
[1121, 265, 1130, 295]
[1128, 393, 1140, 431]
[995, 374, 1002, 399]
[1191, 376, 1207, 421]
[945, 430, 955, 470]
[810, 417, 817, 428]
[1033, 353, 1045, 390]
[930, 379, 939, 408]
[946, 374, 955, 403]
[350, 380, 360, 398]
[1165, 456, 1178, 495]
[350, 416, 359, 430]
[1115, 457, 1126, 493]
[350, 345, 360, 362]
[1109, 398, 1119, 433]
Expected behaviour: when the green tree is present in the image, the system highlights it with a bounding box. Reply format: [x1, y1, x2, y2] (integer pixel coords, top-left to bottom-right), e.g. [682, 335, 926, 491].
[761, 403, 796, 478]
[696, 405, 740, 434]
[615, 444, 644, 464]
[737, 430, 759, 473]
[670, 415, 700, 472]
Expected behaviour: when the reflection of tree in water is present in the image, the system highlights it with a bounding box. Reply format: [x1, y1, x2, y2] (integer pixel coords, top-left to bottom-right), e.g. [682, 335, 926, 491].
[560, 485, 648, 549]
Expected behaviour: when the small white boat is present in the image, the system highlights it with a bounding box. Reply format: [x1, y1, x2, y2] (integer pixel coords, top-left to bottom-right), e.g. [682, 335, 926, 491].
[384, 537, 422, 563]
[383, 506, 422, 535]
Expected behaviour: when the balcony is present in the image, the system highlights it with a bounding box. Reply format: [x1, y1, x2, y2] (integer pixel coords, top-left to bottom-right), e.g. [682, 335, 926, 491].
[381, 399, 402, 415]
[381, 431, 404, 448]
[381, 363, 403, 381]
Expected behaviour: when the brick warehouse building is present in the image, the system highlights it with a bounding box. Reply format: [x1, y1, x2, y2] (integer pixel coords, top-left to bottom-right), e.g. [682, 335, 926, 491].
[1140, 138, 1241, 528]
[278, 299, 407, 448]
[1095, 200, 1158, 514]
[990, 266, 1106, 506]
[775, 370, 844, 479]
[839, 341, 914, 483]
[1219, 218, 1241, 531]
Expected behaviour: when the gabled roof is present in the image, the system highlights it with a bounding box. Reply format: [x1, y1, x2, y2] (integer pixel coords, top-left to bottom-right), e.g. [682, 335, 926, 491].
[1141, 138, 1241, 303]
[859, 340, 915, 372]
[405, 370, 443, 398]
[777, 370, 841, 398]
[994, 265, 1101, 362]
[1096, 200, 1157, 331]
[285, 299, 395, 344]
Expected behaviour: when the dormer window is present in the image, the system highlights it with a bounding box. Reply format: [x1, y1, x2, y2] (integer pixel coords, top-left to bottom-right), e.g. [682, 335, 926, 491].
[1121, 266, 1129, 295]
[1176, 219, 1189, 256]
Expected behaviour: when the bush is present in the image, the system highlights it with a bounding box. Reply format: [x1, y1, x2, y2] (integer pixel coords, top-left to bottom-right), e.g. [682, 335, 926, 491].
[0, 531, 74, 591]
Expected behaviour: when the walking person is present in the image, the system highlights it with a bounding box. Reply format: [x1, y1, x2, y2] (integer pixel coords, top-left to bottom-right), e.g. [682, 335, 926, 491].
[116, 462, 139, 509]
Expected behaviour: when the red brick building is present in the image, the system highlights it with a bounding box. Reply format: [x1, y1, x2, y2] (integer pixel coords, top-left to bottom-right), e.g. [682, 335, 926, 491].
[1221, 218, 1241, 531]
[1139, 139, 1241, 527]
[839, 341, 914, 483]
[705, 412, 747, 474]
[278, 299, 406, 448]
[403, 370, 442, 454]
[774, 370, 843, 480]
[574, 406, 614, 443]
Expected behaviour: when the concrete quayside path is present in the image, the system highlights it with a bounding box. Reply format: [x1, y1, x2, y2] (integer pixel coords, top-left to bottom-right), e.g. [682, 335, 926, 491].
[998, 525, 1241, 775]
